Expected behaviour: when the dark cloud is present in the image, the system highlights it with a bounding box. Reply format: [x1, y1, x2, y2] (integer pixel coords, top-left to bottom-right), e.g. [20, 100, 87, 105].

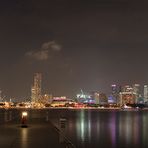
[25, 41, 61, 61]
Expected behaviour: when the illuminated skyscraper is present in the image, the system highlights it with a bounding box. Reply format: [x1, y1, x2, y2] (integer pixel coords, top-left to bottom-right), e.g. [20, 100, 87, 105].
[123, 85, 133, 92]
[111, 84, 118, 95]
[31, 73, 42, 102]
[133, 84, 140, 95]
[111, 84, 119, 104]
[119, 85, 136, 106]
[144, 85, 148, 102]
[133, 84, 140, 103]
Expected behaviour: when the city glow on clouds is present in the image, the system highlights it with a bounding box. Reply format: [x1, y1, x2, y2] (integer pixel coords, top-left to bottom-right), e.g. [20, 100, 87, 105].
[25, 41, 61, 61]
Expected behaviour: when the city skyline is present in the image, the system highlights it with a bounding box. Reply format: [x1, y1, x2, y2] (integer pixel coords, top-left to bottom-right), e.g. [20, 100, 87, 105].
[1, 72, 148, 102]
[1, 0, 148, 99]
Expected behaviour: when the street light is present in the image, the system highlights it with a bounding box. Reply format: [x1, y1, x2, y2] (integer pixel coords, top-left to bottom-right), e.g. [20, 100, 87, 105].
[21, 111, 28, 127]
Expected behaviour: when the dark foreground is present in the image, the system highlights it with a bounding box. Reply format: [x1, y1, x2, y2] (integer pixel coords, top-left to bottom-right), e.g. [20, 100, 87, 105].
[1, 108, 148, 148]
[0, 109, 74, 148]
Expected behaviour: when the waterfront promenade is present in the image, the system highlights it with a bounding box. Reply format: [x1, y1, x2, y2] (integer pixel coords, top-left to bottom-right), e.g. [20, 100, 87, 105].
[0, 109, 74, 148]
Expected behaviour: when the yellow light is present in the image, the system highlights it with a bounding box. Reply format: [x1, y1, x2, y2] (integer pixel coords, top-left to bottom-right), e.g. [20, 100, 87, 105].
[22, 111, 28, 117]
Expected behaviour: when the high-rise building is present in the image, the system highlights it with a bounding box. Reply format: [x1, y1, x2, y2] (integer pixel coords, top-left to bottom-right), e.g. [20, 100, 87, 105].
[111, 84, 117, 94]
[144, 85, 148, 103]
[31, 73, 42, 102]
[133, 84, 140, 103]
[122, 85, 133, 92]
[133, 84, 140, 93]
[119, 85, 136, 106]
[99, 93, 108, 105]
[111, 84, 119, 104]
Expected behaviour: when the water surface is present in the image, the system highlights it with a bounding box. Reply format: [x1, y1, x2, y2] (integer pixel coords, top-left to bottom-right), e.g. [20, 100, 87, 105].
[48, 109, 148, 148]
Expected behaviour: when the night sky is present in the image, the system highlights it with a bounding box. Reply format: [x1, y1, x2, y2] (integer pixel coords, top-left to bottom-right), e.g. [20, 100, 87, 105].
[1, 0, 148, 100]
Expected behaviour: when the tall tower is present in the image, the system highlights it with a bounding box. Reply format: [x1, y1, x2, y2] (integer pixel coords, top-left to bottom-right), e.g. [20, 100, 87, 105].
[133, 84, 140, 95]
[111, 84, 119, 104]
[31, 73, 42, 102]
[144, 85, 148, 103]
[133, 84, 140, 103]
[111, 84, 118, 95]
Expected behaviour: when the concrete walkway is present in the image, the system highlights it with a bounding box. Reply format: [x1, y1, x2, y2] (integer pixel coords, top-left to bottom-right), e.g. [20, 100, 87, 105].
[0, 119, 69, 148]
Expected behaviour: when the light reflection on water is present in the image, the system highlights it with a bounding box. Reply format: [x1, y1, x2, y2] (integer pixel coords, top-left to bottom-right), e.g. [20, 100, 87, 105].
[21, 128, 28, 148]
[109, 113, 116, 147]
[76, 110, 85, 142]
[57, 110, 148, 148]
[142, 114, 148, 147]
